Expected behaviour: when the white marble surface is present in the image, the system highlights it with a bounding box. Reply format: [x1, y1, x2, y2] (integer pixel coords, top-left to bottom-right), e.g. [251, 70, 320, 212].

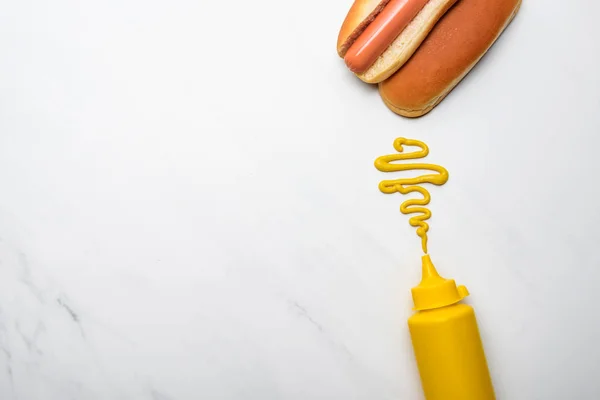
[1, 0, 600, 398]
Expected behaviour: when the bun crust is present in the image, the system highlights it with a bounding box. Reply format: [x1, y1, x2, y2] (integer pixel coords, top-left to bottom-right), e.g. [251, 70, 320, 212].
[378, 0, 522, 117]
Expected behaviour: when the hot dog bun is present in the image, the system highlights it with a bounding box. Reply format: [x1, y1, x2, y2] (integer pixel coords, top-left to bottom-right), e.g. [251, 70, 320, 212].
[379, 0, 522, 117]
[337, 0, 458, 84]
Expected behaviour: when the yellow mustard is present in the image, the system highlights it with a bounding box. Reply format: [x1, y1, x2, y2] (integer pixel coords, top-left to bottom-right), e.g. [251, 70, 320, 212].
[374, 137, 448, 254]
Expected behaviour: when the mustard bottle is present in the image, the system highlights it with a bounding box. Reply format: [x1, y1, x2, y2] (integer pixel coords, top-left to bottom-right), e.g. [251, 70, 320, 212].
[408, 255, 495, 400]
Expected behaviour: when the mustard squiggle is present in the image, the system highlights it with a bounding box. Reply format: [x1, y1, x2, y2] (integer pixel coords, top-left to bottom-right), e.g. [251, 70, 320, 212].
[374, 137, 449, 254]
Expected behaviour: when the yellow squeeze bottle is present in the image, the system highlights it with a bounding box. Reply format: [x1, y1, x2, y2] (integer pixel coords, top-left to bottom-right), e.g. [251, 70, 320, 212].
[408, 255, 495, 400]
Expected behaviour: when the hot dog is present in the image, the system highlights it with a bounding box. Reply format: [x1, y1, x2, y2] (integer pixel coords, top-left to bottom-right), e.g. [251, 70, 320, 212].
[337, 0, 458, 83]
[378, 0, 522, 117]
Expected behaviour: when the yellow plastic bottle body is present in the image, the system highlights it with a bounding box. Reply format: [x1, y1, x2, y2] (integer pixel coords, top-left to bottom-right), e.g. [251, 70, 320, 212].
[408, 303, 495, 400]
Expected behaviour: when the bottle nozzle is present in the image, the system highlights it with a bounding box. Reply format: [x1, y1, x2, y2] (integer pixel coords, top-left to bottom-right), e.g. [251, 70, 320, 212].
[411, 255, 469, 311]
[421, 254, 441, 282]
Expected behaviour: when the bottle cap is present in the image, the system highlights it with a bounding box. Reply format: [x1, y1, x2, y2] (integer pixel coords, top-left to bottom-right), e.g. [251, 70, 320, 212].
[411, 255, 469, 311]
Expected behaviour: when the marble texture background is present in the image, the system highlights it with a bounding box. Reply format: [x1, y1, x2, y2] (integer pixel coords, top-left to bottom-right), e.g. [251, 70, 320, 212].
[1, 0, 600, 398]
